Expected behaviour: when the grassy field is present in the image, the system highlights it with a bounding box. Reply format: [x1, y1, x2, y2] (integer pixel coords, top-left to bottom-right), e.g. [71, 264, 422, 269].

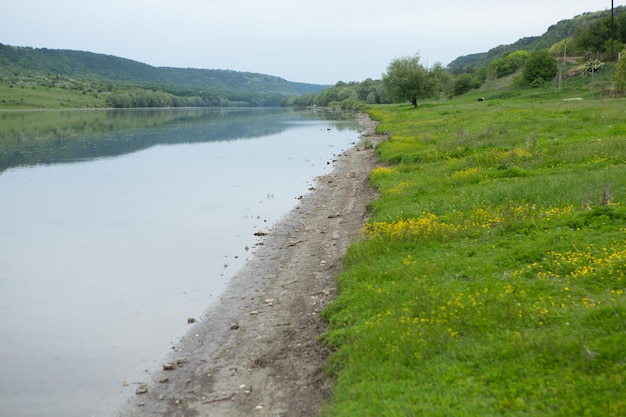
[321, 93, 626, 416]
[0, 82, 108, 109]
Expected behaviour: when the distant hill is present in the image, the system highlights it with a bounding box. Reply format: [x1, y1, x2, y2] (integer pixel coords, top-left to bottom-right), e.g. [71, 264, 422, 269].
[0, 43, 327, 105]
[156, 66, 324, 95]
[447, 6, 625, 72]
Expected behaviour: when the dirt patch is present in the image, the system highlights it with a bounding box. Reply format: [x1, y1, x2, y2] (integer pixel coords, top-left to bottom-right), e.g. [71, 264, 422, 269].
[116, 113, 384, 417]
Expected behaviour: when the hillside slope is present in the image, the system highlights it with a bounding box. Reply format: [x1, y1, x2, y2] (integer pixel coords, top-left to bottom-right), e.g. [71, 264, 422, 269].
[447, 5, 625, 72]
[0, 43, 326, 97]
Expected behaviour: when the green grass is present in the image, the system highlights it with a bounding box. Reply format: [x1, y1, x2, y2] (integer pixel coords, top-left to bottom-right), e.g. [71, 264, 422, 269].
[321, 96, 626, 416]
[0, 81, 108, 109]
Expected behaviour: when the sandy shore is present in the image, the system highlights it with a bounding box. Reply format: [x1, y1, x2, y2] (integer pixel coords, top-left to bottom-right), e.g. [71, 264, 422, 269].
[116, 112, 384, 417]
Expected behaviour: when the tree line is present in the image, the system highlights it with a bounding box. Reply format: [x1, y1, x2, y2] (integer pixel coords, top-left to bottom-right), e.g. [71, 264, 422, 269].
[284, 8, 626, 109]
[106, 87, 285, 108]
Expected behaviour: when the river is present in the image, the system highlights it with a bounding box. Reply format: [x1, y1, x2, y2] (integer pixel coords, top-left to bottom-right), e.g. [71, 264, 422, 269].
[0, 107, 360, 417]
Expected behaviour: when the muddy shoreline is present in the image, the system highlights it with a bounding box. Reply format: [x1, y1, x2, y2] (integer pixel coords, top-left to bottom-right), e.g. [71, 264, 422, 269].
[116, 113, 383, 417]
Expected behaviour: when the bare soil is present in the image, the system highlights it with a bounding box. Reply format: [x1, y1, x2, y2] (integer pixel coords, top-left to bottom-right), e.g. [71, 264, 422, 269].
[116, 113, 384, 417]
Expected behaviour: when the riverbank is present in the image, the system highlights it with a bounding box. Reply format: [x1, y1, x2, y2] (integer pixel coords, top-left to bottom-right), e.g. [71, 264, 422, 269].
[116, 112, 385, 416]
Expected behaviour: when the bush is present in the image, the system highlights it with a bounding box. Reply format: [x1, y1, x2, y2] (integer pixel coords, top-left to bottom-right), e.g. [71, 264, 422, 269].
[521, 50, 558, 87]
[453, 73, 475, 96]
[583, 59, 607, 77]
[488, 50, 529, 78]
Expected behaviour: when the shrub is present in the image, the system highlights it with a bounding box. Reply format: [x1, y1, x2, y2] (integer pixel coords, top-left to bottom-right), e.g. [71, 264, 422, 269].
[488, 50, 529, 78]
[521, 50, 558, 87]
[583, 59, 606, 77]
[453, 73, 475, 96]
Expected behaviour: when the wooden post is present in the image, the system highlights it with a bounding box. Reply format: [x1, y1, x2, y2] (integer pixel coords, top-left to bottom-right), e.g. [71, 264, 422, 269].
[559, 40, 566, 90]
[591, 64, 595, 99]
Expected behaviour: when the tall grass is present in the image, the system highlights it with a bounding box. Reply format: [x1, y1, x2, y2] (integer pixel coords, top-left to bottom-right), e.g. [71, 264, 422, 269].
[321, 97, 626, 416]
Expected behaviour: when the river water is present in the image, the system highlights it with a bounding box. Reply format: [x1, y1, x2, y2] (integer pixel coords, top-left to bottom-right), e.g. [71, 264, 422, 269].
[0, 107, 360, 417]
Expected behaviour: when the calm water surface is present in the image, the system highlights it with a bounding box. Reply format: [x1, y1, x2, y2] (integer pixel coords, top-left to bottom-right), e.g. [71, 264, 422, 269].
[0, 108, 360, 417]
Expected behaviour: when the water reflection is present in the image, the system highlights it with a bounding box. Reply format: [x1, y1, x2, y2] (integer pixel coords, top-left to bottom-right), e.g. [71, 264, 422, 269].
[0, 107, 356, 172]
[0, 108, 360, 417]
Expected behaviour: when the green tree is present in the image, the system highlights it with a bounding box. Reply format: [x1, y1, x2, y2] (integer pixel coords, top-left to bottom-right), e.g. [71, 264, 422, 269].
[356, 78, 379, 101]
[365, 92, 377, 104]
[357, 78, 387, 104]
[473, 67, 487, 85]
[382, 54, 432, 102]
[314, 87, 339, 106]
[488, 50, 529, 78]
[337, 85, 356, 101]
[453, 73, 475, 96]
[375, 83, 388, 104]
[575, 17, 612, 53]
[428, 62, 453, 98]
[521, 50, 558, 87]
[549, 38, 571, 56]
[618, 13, 626, 44]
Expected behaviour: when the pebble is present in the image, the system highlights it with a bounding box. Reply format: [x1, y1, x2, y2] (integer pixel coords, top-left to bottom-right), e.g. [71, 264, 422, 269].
[136, 385, 148, 395]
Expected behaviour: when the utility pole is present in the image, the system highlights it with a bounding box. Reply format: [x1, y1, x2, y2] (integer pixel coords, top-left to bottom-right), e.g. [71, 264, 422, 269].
[611, 0, 615, 61]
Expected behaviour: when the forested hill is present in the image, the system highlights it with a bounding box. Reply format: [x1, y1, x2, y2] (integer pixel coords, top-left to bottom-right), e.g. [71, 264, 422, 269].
[0, 43, 326, 105]
[447, 5, 626, 72]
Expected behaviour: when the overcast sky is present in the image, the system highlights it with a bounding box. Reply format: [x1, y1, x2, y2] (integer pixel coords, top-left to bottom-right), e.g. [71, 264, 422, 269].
[1, 0, 622, 84]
